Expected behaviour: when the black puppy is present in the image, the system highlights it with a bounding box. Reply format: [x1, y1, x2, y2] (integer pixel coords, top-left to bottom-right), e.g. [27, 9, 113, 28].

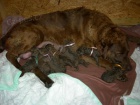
[101, 66, 128, 83]
[22, 44, 66, 87]
[77, 46, 100, 65]
[22, 43, 88, 87]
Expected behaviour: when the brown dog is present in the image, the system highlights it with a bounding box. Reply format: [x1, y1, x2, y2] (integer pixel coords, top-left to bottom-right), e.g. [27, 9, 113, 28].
[0, 7, 133, 82]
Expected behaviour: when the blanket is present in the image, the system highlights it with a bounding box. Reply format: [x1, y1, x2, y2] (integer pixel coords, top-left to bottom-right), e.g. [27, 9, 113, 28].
[122, 47, 140, 105]
[0, 72, 102, 105]
[1, 15, 140, 105]
[0, 50, 21, 90]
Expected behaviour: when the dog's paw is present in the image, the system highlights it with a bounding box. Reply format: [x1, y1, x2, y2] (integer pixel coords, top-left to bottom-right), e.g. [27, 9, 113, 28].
[45, 82, 54, 88]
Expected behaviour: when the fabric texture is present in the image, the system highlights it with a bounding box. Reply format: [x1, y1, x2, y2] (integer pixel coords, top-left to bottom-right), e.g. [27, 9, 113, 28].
[0, 73, 102, 105]
[0, 50, 22, 90]
[122, 47, 140, 105]
[1, 16, 140, 105]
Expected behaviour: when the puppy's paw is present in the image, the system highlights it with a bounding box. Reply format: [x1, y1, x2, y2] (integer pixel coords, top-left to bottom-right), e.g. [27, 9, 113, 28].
[116, 74, 128, 82]
[79, 59, 89, 67]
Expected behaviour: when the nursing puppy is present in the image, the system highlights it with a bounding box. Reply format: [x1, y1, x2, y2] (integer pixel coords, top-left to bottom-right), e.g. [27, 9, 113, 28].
[0, 7, 132, 83]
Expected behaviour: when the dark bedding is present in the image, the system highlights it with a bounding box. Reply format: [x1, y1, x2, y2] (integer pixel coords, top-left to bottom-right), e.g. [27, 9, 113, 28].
[66, 25, 140, 105]
[2, 16, 140, 105]
[67, 42, 136, 105]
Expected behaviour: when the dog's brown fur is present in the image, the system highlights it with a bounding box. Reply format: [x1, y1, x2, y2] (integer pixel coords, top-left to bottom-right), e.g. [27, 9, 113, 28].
[0, 7, 133, 81]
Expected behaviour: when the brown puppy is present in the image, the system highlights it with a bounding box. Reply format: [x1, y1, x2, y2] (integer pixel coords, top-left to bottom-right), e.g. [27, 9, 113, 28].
[0, 7, 132, 80]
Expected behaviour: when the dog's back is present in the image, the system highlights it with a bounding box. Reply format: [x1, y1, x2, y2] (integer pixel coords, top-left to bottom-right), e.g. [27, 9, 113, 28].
[0, 7, 133, 74]
[0, 7, 114, 53]
[37, 7, 114, 46]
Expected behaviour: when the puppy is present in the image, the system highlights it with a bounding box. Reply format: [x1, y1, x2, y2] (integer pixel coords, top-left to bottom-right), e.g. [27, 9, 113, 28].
[22, 43, 88, 87]
[22, 44, 66, 87]
[0, 7, 134, 83]
[101, 67, 128, 83]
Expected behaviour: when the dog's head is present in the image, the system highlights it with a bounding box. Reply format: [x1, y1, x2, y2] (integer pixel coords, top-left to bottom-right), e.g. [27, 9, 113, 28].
[101, 28, 132, 71]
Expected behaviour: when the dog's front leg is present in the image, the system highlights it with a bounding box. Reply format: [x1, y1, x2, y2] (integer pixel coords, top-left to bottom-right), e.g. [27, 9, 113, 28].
[32, 67, 54, 88]
[6, 52, 25, 76]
